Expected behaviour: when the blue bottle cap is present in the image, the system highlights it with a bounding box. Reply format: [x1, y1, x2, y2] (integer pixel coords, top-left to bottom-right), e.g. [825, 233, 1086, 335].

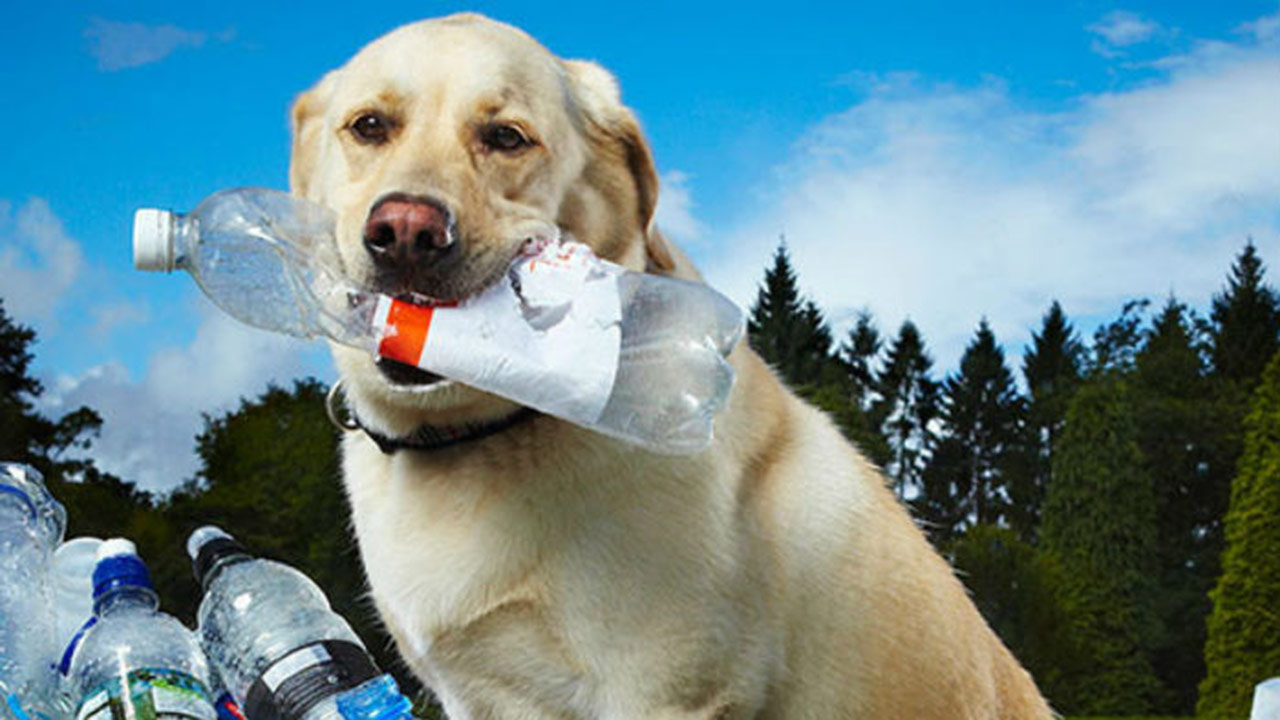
[336, 675, 412, 720]
[92, 538, 154, 600]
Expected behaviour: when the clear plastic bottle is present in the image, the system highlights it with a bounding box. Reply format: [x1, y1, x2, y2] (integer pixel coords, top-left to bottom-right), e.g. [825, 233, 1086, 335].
[52, 538, 103, 674]
[0, 463, 66, 720]
[68, 539, 216, 720]
[134, 188, 743, 454]
[51, 537, 105, 720]
[187, 526, 383, 720]
[207, 669, 249, 720]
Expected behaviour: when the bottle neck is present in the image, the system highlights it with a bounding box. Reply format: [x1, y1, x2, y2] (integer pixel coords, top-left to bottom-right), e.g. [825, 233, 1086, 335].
[194, 537, 252, 591]
[171, 213, 197, 271]
[94, 585, 159, 618]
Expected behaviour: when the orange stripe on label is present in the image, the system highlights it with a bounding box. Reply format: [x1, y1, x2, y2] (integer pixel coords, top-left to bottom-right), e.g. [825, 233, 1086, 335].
[377, 299, 435, 366]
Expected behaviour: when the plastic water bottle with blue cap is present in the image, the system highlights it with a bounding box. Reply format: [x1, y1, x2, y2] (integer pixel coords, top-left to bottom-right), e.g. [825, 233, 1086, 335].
[133, 188, 743, 454]
[189, 525, 411, 720]
[0, 462, 66, 720]
[67, 539, 217, 720]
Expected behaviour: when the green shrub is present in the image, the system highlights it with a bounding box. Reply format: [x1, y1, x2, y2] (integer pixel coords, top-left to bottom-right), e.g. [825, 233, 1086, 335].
[1197, 353, 1280, 717]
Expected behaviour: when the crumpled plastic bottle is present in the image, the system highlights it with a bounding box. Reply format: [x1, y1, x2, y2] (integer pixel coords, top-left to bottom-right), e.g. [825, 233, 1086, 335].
[133, 188, 743, 454]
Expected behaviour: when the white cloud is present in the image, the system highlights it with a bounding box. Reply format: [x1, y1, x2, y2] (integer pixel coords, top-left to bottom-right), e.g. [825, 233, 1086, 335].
[1088, 11, 1162, 56]
[653, 170, 705, 243]
[1240, 12, 1280, 42]
[41, 306, 319, 493]
[84, 18, 227, 71]
[0, 197, 85, 326]
[89, 301, 150, 340]
[701, 11, 1280, 371]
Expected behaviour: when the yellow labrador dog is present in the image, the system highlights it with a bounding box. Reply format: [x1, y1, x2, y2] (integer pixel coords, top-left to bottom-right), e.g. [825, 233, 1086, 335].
[291, 13, 1053, 720]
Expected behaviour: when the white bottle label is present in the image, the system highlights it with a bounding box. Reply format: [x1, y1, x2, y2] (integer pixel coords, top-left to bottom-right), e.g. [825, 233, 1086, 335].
[373, 238, 623, 425]
[75, 668, 215, 720]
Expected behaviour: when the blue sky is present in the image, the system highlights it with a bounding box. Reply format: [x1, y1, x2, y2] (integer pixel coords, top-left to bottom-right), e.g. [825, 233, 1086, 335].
[2, 1, 1277, 491]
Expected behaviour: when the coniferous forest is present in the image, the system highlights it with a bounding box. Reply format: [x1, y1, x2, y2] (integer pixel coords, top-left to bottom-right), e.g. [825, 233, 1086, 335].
[2, 240, 1278, 718]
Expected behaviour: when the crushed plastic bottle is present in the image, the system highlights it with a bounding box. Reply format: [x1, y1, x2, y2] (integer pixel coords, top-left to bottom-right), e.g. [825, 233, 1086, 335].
[68, 539, 216, 720]
[0, 463, 66, 720]
[134, 188, 743, 454]
[187, 526, 383, 720]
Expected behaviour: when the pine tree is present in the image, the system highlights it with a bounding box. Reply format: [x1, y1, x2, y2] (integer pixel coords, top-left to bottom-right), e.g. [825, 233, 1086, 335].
[1210, 240, 1280, 385]
[793, 299, 836, 385]
[919, 320, 1024, 543]
[840, 310, 882, 411]
[748, 239, 802, 368]
[1197, 352, 1280, 718]
[873, 320, 938, 499]
[1018, 301, 1084, 543]
[1040, 377, 1164, 714]
[747, 240, 836, 388]
[1133, 298, 1233, 712]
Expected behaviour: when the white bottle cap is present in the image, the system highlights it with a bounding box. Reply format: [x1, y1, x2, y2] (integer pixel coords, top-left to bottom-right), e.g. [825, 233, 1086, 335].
[96, 537, 138, 561]
[186, 525, 232, 561]
[133, 208, 175, 272]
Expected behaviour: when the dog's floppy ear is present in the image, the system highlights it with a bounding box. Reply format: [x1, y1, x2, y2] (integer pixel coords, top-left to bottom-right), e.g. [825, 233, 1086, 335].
[289, 73, 336, 200]
[563, 60, 676, 275]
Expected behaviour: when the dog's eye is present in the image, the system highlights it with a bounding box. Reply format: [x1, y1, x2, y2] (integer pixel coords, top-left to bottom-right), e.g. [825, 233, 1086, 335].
[349, 112, 394, 145]
[480, 123, 532, 152]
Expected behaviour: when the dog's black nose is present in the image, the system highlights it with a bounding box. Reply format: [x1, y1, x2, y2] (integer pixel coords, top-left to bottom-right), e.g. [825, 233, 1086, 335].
[363, 196, 458, 270]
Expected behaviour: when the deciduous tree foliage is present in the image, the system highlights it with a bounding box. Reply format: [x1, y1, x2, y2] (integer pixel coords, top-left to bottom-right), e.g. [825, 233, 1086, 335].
[0, 299, 103, 480]
[160, 380, 422, 697]
[1197, 351, 1280, 718]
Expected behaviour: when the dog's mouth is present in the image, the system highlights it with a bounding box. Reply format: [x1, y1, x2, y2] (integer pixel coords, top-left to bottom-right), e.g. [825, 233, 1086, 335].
[367, 225, 562, 389]
[377, 357, 444, 386]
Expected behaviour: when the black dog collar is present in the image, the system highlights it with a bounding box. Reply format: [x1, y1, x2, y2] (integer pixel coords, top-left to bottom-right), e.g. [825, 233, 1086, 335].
[326, 380, 539, 454]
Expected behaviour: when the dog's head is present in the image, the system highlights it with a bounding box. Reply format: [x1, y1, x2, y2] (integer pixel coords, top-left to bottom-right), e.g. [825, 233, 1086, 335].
[291, 14, 688, 428]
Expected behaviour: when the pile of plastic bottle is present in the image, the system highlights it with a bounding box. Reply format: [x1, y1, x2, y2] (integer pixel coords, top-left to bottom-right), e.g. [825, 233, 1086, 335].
[0, 462, 414, 720]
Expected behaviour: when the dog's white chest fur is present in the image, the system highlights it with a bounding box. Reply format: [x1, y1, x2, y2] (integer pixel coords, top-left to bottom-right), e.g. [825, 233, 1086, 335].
[341, 431, 780, 719]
